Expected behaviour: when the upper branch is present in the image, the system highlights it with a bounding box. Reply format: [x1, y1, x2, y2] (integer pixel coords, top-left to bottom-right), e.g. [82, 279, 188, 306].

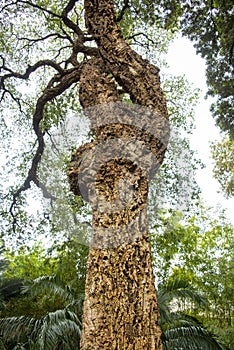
[2, 0, 61, 18]
[9, 64, 84, 225]
[62, 0, 84, 39]
[84, 0, 169, 118]
[117, 0, 130, 22]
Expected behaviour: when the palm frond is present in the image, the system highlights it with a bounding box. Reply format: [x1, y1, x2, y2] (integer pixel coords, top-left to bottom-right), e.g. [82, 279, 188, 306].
[0, 338, 7, 350]
[0, 306, 82, 349]
[0, 316, 36, 343]
[0, 278, 23, 300]
[38, 319, 81, 349]
[158, 278, 207, 307]
[158, 278, 207, 326]
[158, 277, 224, 349]
[12, 345, 27, 350]
[162, 325, 224, 350]
[44, 308, 81, 327]
[37, 309, 81, 349]
[22, 275, 74, 304]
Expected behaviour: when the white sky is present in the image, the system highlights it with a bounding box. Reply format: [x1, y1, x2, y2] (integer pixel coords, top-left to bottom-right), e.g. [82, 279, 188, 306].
[166, 36, 234, 225]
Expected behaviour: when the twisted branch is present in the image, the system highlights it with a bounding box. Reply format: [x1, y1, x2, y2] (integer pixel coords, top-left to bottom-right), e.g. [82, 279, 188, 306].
[0, 59, 64, 87]
[9, 64, 83, 231]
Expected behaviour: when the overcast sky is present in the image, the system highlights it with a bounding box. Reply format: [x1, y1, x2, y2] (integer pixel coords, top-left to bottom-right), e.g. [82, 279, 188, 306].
[166, 36, 234, 225]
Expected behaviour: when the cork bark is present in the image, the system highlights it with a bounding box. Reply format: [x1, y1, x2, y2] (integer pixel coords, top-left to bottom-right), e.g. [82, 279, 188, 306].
[67, 1, 169, 349]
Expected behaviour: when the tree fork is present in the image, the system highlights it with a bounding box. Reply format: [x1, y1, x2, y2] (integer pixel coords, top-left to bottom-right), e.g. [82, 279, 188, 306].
[84, 0, 168, 119]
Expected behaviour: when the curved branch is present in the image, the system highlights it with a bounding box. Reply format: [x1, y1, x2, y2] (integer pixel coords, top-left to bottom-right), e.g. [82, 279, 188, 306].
[84, 0, 169, 118]
[0, 60, 64, 87]
[62, 0, 84, 39]
[18, 33, 71, 50]
[0, 85, 22, 110]
[127, 32, 157, 45]
[9, 64, 84, 228]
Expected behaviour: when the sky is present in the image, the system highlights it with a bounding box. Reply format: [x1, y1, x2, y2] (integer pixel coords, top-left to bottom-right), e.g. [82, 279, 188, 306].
[166, 36, 234, 225]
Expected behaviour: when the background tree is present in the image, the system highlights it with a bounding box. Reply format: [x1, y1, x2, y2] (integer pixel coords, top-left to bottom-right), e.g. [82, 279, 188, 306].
[122, 0, 234, 137]
[150, 206, 234, 349]
[211, 137, 234, 198]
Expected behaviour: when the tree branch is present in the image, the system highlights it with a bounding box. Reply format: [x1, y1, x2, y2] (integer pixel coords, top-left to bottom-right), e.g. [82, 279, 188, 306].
[117, 0, 130, 22]
[127, 32, 157, 45]
[2, 0, 61, 18]
[0, 60, 65, 87]
[9, 64, 84, 229]
[62, 0, 84, 39]
[18, 32, 71, 50]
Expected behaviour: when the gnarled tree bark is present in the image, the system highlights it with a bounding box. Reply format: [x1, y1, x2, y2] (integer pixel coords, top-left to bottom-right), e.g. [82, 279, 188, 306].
[68, 1, 169, 349]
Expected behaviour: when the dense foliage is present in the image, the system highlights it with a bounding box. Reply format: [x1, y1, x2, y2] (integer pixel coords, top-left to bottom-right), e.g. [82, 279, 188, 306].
[117, 0, 234, 137]
[1, 218, 231, 349]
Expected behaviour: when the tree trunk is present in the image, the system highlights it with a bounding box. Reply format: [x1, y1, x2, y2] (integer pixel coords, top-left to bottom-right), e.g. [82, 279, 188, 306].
[68, 1, 169, 349]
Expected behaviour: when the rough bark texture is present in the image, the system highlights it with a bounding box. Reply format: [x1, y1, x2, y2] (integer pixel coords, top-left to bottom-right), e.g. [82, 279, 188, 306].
[84, 0, 168, 119]
[67, 1, 169, 349]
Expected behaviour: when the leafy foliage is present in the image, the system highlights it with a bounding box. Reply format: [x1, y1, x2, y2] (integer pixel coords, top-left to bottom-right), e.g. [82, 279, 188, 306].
[151, 207, 234, 349]
[178, 0, 234, 137]
[211, 137, 234, 198]
[116, 0, 234, 136]
[0, 270, 224, 350]
[0, 241, 86, 349]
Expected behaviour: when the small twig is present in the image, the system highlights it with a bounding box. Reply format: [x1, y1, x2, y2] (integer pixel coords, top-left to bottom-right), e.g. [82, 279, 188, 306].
[19, 33, 71, 52]
[0, 84, 23, 111]
[45, 130, 61, 156]
[127, 32, 156, 45]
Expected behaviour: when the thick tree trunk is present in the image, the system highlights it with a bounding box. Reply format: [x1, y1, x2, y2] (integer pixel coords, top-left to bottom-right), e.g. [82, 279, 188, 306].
[68, 1, 169, 349]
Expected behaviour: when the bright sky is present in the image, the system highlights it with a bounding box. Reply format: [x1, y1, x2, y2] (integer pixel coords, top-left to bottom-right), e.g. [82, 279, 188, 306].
[166, 36, 234, 225]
